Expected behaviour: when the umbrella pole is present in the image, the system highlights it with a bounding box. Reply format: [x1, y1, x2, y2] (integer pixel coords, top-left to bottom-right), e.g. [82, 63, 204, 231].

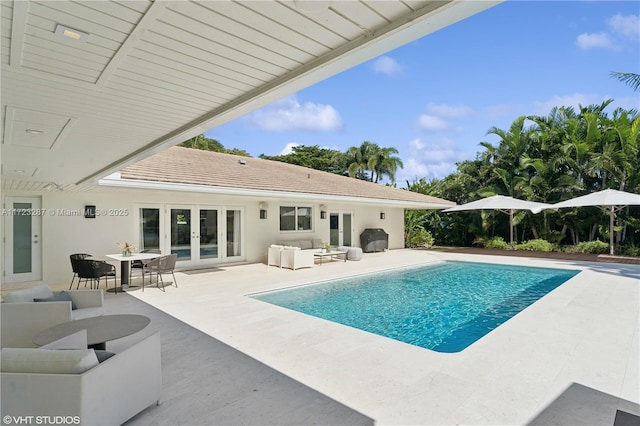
[510, 209, 514, 250]
[610, 206, 614, 256]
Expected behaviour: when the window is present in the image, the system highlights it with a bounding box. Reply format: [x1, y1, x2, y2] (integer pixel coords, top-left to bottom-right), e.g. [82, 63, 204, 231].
[280, 206, 313, 231]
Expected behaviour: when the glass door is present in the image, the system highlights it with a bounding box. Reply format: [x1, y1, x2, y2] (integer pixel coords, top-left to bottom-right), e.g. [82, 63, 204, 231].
[199, 208, 219, 261]
[165, 205, 242, 267]
[4, 196, 42, 282]
[170, 207, 192, 263]
[224, 209, 243, 261]
[329, 211, 353, 247]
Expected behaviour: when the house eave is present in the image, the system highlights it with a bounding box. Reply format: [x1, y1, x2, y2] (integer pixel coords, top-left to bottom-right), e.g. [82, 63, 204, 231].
[98, 176, 453, 210]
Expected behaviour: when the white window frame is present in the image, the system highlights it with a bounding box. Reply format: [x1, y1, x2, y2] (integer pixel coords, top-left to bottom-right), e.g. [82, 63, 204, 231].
[279, 205, 313, 232]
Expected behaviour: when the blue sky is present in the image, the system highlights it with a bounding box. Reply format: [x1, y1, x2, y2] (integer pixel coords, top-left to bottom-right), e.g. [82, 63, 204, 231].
[206, 1, 640, 186]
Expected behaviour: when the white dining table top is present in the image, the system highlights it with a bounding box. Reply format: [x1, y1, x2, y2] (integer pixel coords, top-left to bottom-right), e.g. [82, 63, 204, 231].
[105, 253, 161, 262]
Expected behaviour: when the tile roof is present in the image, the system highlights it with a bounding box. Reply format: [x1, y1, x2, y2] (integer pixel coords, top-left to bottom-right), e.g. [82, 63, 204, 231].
[119, 146, 455, 208]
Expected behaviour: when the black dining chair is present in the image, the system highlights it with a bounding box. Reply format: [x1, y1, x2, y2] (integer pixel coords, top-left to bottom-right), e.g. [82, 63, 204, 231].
[143, 254, 178, 292]
[129, 249, 161, 286]
[69, 253, 92, 290]
[76, 259, 117, 293]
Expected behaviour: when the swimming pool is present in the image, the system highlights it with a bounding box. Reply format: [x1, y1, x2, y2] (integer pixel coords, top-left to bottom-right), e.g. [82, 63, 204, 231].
[252, 261, 579, 352]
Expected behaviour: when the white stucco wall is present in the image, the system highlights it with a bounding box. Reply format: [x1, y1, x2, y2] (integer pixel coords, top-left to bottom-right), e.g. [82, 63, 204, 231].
[2, 186, 406, 286]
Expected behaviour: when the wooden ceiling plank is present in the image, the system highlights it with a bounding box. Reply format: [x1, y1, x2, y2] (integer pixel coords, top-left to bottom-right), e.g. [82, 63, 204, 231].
[95, 0, 169, 87]
[123, 55, 246, 98]
[26, 19, 121, 53]
[76, 0, 146, 25]
[129, 48, 256, 92]
[9, 0, 27, 66]
[114, 69, 234, 107]
[24, 43, 109, 72]
[244, 1, 347, 47]
[154, 8, 308, 72]
[141, 30, 278, 81]
[183, 1, 327, 56]
[20, 57, 98, 83]
[32, 1, 136, 36]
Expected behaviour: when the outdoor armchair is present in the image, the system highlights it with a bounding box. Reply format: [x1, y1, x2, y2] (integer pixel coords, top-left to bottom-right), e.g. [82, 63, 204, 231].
[144, 253, 178, 291]
[130, 249, 161, 285]
[76, 259, 117, 292]
[69, 253, 92, 290]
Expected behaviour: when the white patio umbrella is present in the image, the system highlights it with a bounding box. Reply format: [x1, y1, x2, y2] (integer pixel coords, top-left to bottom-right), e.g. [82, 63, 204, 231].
[549, 189, 640, 256]
[443, 195, 551, 249]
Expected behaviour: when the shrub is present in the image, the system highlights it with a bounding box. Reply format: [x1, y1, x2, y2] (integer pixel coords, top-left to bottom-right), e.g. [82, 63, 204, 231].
[564, 240, 609, 254]
[515, 239, 557, 252]
[482, 236, 509, 250]
[409, 228, 434, 248]
[621, 246, 640, 257]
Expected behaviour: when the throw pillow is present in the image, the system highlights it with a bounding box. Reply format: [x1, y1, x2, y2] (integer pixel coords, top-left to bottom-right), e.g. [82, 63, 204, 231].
[3, 285, 54, 303]
[94, 350, 116, 363]
[34, 291, 77, 310]
[312, 239, 323, 249]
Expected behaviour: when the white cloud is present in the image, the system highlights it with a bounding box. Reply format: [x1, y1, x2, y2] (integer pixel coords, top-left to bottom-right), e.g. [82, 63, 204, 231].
[576, 32, 614, 50]
[576, 14, 638, 51]
[246, 96, 343, 131]
[408, 138, 425, 150]
[607, 14, 640, 39]
[372, 56, 402, 76]
[533, 93, 607, 115]
[425, 103, 473, 119]
[397, 138, 464, 182]
[416, 103, 473, 133]
[417, 115, 451, 132]
[279, 142, 299, 155]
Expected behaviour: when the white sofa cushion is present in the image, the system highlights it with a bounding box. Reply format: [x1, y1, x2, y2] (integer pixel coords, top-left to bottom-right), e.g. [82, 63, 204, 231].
[1, 348, 99, 374]
[3, 285, 54, 303]
[71, 307, 104, 320]
[299, 239, 313, 249]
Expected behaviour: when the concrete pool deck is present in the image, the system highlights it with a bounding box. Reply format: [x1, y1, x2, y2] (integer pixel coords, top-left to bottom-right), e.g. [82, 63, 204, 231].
[109, 249, 638, 425]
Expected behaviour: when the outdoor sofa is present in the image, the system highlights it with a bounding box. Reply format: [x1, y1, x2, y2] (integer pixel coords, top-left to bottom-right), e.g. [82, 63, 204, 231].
[1, 330, 162, 426]
[1, 285, 104, 348]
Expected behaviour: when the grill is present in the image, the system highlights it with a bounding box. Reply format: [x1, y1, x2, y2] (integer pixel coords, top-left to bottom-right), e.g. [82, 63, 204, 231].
[360, 228, 388, 253]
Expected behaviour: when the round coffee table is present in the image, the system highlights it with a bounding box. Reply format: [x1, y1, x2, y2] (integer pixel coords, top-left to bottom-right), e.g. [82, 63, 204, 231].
[33, 314, 150, 350]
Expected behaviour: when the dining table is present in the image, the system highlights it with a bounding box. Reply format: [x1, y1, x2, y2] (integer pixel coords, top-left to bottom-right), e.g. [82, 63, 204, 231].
[105, 252, 161, 291]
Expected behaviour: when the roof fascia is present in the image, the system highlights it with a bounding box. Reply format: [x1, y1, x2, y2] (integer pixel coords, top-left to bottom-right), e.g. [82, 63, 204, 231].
[98, 176, 452, 209]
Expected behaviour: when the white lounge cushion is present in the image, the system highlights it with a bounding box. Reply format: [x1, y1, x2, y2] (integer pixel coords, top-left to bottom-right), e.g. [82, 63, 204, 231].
[1, 347, 99, 374]
[3, 285, 54, 303]
[71, 307, 104, 320]
[299, 239, 313, 249]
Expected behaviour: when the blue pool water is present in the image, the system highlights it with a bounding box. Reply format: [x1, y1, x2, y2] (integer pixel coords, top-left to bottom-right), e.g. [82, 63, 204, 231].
[252, 261, 579, 352]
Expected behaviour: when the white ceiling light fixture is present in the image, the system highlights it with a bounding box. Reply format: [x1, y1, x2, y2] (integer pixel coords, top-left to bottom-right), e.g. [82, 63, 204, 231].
[25, 129, 43, 135]
[54, 24, 90, 43]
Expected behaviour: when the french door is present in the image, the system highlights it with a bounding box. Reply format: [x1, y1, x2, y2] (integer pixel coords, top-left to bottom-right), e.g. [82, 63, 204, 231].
[329, 211, 353, 247]
[139, 205, 243, 267]
[3, 196, 42, 283]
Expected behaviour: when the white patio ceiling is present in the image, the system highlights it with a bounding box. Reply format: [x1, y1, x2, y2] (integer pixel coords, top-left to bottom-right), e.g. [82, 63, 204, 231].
[1, 0, 500, 191]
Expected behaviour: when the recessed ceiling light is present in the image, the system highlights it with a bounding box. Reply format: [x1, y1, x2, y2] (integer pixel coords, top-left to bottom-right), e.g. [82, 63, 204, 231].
[12, 169, 25, 173]
[26, 129, 43, 134]
[55, 24, 90, 43]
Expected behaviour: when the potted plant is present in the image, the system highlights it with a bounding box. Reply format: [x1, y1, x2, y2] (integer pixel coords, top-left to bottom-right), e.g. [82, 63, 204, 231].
[118, 242, 136, 256]
[322, 243, 332, 253]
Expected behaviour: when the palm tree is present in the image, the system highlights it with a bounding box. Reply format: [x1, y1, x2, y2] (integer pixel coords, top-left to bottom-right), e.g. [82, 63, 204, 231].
[611, 72, 640, 92]
[346, 141, 377, 181]
[369, 146, 403, 183]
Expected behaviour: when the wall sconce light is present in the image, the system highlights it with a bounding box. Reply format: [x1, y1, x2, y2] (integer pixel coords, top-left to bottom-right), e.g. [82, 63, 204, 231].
[380, 212, 385, 220]
[319, 204, 327, 219]
[259, 202, 267, 219]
